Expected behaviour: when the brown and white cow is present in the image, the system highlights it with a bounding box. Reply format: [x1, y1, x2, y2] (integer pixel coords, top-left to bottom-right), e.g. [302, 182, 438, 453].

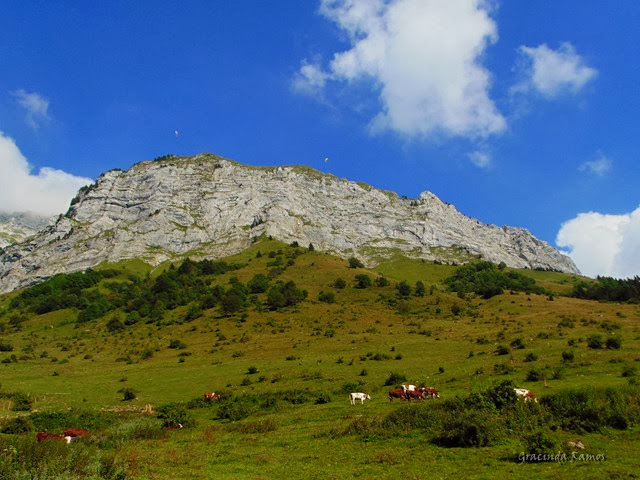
[401, 384, 417, 393]
[514, 388, 538, 403]
[388, 389, 407, 401]
[405, 389, 425, 401]
[204, 392, 221, 402]
[36, 432, 71, 443]
[419, 387, 440, 399]
[63, 428, 89, 439]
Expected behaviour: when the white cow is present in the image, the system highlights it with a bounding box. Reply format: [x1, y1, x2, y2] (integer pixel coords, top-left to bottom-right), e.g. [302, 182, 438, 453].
[401, 384, 416, 392]
[514, 388, 538, 403]
[349, 392, 371, 405]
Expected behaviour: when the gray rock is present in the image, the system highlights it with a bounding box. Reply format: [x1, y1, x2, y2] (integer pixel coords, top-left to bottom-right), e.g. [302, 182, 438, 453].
[0, 154, 579, 293]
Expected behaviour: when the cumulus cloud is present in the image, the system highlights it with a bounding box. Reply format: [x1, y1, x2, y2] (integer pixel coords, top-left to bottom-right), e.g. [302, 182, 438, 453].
[468, 150, 491, 168]
[516, 43, 597, 97]
[579, 154, 612, 176]
[12, 89, 50, 129]
[557, 207, 640, 279]
[295, 0, 506, 138]
[0, 132, 92, 216]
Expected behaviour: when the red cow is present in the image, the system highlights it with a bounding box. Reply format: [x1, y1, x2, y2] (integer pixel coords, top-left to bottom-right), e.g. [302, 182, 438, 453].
[388, 389, 407, 401]
[405, 390, 425, 401]
[419, 387, 440, 399]
[63, 428, 89, 439]
[204, 392, 221, 402]
[36, 432, 69, 443]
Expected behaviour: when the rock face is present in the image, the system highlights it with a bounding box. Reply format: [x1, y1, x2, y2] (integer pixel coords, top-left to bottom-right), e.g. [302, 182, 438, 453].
[0, 213, 54, 249]
[0, 154, 579, 293]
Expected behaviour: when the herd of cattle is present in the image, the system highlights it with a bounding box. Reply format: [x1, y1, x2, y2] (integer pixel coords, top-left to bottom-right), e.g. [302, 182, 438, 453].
[34, 387, 537, 442]
[350, 385, 537, 404]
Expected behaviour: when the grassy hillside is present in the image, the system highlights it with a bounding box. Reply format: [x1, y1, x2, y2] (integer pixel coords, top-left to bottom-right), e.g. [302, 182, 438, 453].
[0, 238, 639, 479]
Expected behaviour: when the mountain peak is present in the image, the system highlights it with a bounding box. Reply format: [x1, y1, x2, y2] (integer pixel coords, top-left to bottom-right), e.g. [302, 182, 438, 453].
[0, 153, 578, 293]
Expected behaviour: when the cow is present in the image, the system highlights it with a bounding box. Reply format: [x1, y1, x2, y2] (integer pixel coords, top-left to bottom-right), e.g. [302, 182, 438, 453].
[204, 392, 221, 402]
[388, 389, 407, 401]
[514, 388, 538, 403]
[36, 432, 70, 443]
[419, 387, 440, 399]
[349, 392, 371, 405]
[63, 428, 89, 439]
[405, 389, 425, 401]
[401, 384, 417, 393]
[162, 423, 184, 431]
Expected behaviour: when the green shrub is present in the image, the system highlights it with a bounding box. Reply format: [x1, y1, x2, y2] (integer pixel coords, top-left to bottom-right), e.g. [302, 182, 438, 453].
[606, 336, 622, 350]
[157, 402, 193, 428]
[348, 257, 364, 268]
[384, 372, 407, 386]
[1, 416, 34, 434]
[354, 274, 372, 289]
[526, 369, 543, 382]
[523, 429, 560, 455]
[11, 392, 32, 411]
[435, 410, 500, 447]
[333, 278, 347, 289]
[524, 352, 538, 362]
[587, 334, 604, 349]
[118, 388, 136, 401]
[318, 291, 335, 303]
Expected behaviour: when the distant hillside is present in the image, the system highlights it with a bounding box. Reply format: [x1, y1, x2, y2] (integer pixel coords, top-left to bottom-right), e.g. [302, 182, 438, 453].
[0, 153, 578, 294]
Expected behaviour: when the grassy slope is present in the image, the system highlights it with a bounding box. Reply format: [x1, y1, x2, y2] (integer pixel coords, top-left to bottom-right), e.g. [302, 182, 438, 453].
[0, 239, 639, 479]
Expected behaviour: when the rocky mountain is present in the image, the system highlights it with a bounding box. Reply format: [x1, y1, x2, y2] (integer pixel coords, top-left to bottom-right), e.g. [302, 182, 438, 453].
[0, 212, 54, 249]
[0, 153, 579, 293]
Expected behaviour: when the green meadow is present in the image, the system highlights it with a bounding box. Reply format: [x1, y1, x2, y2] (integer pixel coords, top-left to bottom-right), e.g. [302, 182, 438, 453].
[0, 239, 639, 479]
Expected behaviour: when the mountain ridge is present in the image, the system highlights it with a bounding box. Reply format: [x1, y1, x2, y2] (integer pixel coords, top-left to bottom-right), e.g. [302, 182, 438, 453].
[0, 153, 579, 293]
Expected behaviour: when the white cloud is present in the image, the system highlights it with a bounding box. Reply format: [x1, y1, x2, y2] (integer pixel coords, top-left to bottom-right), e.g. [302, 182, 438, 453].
[579, 154, 612, 176]
[557, 207, 640, 279]
[0, 132, 92, 216]
[295, 0, 506, 138]
[468, 150, 491, 168]
[516, 43, 597, 97]
[12, 89, 50, 129]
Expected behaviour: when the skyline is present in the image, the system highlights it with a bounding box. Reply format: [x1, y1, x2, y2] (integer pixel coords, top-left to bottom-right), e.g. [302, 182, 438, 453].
[1, 1, 639, 278]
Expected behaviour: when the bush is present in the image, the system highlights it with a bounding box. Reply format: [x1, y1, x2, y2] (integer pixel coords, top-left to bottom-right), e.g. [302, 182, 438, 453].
[1, 416, 33, 434]
[587, 334, 604, 349]
[157, 402, 193, 428]
[318, 291, 335, 303]
[0, 342, 14, 352]
[119, 388, 136, 401]
[526, 369, 543, 382]
[510, 338, 526, 350]
[495, 345, 510, 356]
[348, 257, 364, 268]
[168, 339, 187, 349]
[524, 429, 560, 455]
[562, 350, 575, 362]
[247, 366, 259, 375]
[396, 281, 411, 297]
[375, 276, 390, 287]
[333, 278, 347, 289]
[384, 372, 407, 386]
[11, 392, 32, 411]
[354, 274, 372, 289]
[524, 352, 538, 362]
[606, 336, 622, 350]
[435, 410, 500, 447]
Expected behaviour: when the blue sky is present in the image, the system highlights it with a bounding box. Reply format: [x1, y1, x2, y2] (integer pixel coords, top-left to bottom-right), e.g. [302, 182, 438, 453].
[1, 1, 639, 278]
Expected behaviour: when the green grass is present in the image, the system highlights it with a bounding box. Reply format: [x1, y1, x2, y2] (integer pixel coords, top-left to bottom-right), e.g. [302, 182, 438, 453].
[0, 240, 639, 478]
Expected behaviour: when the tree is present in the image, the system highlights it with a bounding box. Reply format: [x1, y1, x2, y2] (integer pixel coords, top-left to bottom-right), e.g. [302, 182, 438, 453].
[375, 276, 390, 287]
[248, 273, 270, 293]
[415, 280, 425, 297]
[354, 274, 372, 289]
[396, 281, 411, 297]
[348, 257, 364, 268]
[333, 278, 347, 289]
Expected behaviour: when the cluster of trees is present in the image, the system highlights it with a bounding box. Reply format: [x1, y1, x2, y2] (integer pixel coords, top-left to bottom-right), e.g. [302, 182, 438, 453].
[445, 261, 543, 299]
[6, 256, 308, 329]
[572, 276, 640, 303]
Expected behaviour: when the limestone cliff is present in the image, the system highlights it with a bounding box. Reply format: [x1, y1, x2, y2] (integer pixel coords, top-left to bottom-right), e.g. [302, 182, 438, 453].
[0, 153, 579, 293]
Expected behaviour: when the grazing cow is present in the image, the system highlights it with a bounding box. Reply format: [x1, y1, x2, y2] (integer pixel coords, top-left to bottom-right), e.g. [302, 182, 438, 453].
[36, 432, 70, 443]
[63, 428, 89, 439]
[204, 392, 221, 402]
[405, 390, 425, 401]
[419, 387, 440, 399]
[349, 392, 371, 405]
[401, 384, 417, 393]
[514, 388, 538, 403]
[162, 423, 184, 431]
[388, 389, 407, 401]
